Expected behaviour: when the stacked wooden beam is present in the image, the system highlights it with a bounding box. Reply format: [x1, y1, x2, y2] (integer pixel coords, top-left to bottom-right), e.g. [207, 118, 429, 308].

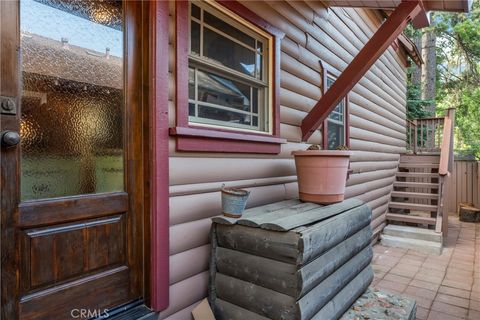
[209, 199, 374, 320]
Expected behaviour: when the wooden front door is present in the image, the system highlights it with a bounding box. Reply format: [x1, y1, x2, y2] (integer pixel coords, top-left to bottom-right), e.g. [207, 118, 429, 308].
[1, 1, 147, 319]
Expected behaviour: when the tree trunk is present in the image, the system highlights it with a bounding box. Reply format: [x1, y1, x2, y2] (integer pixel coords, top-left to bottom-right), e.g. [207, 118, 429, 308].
[411, 35, 422, 87]
[421, 31, 437, 116]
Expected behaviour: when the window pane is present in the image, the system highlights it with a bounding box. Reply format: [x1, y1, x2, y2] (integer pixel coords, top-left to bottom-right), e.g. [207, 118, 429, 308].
[191, 21, 200, 54]
[20, 0, 124, 200]
[189, 68, 195, 99]
[252, 88, 258, 114]
[326, 76, 335, 89]
[257, 41, 263, 53]
[256, 54, 263, 80]
[204, 11, 255, 48]
[328, 101, 344, 121]
[203, 28, 256, 78]
[191, 3, 201, 19]
[189, 103, 196, 116]
[196, 69, 251, 112]
[198, 105, 252, 126]
[327, 121, 345, 150]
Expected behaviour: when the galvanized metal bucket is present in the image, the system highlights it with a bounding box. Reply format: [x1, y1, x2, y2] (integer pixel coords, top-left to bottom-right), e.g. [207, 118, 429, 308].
[221, 187, 250, 218]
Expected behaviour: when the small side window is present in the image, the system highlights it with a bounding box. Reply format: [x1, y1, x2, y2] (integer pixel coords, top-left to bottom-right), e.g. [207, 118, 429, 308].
[325, 76, 346, 150]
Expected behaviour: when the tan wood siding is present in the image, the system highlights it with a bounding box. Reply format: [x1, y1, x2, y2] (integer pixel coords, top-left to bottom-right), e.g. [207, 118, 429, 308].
[161, 1, 407, 318]
[445, 161, 480, 214]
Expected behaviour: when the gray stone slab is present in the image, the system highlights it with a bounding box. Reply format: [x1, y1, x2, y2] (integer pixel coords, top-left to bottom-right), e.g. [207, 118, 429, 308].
[340, 287, 417, 320]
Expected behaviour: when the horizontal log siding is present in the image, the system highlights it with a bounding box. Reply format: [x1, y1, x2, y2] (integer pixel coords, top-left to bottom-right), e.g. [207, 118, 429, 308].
[161, 1, 406, 318]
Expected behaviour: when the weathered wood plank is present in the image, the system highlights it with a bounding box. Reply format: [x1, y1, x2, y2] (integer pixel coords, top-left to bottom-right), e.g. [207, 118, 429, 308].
[212, 199, 301, 225]
[216, 247, 297, 296]
[238, 202, 321, 228]
[312, 266, 374, 320]
[216, 204, 372, 265]
[300, 204, 371, 264]
[208, 226, 217, 305]
[216, 224, 301, 264]
[215, 273, 297, 320]
[215, 250, 372, 320]
[298, 246, 373, 319]
[216, 225, 372, 298]
[298, 225, 372, 297]
[261, 198, 364, 231]
[214, 299, 269, 320]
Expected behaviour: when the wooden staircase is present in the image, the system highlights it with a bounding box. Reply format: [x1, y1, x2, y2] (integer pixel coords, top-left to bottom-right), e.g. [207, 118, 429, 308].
[380, 109, 456, 255]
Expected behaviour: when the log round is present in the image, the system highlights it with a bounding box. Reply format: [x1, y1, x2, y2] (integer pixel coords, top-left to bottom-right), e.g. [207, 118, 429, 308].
[459, 205, 480, 223]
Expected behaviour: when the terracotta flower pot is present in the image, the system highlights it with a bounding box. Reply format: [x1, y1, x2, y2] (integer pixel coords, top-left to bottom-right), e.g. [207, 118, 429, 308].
[292, 150, 352, 204]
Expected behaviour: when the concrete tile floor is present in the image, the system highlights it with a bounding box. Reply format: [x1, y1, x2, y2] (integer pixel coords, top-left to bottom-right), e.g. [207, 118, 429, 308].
[372, 216, 480, 320]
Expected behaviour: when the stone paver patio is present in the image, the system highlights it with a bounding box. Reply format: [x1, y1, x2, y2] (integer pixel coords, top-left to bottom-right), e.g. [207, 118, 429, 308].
[372, 216, 480, 320]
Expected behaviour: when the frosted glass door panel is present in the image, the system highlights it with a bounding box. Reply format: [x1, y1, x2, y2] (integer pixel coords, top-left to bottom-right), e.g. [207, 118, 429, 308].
[20, 0, 124, 200]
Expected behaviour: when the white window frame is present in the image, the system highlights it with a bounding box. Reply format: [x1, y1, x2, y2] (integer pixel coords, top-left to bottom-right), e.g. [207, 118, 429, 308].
[326, 75, 346, 149]
[187, 0, 273, 134]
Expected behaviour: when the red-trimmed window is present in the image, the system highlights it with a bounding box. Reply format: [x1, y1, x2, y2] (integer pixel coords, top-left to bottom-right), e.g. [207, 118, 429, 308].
[321, 62, 350, 150]
[171, 0, 285, 154]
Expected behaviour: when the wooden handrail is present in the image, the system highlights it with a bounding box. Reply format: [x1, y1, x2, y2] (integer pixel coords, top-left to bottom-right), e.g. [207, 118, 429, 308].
[407, 117, 443, 154]
[439, 109, 455, 176]
[414, 116, 445, 121]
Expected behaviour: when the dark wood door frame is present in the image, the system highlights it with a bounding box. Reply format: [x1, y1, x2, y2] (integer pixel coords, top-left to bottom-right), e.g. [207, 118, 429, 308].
[0, 0, 21, 317]
[0, 0, 170, 317]
[147, 0, 170, 312]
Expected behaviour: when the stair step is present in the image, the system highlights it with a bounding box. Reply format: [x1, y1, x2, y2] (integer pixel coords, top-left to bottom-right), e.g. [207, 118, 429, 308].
[383, 225, 442, 243]
[400, 155, 440, 163]
[386, 213, 436, 225]
[399, 163, 440, 169]
[389, 202, 438, 212]
[391, 191, 438, 200]
[396, 172, 439, 178]
[380, 234, 442, 255]
[393, 181, 439, 189]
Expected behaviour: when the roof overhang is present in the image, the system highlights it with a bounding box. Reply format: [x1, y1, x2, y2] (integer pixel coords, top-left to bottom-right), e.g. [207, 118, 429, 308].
[300, 0, 472, 141]
[323, 0, 472, 13]
[398, 33, 423, 66]
[377, 10, 423, 65]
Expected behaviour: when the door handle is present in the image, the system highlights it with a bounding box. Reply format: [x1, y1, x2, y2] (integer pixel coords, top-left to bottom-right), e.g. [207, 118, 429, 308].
[1, 130, 20, 147]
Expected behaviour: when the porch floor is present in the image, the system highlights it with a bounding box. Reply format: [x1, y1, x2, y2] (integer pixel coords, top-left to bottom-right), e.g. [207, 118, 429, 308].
[372, 216, 480, 320]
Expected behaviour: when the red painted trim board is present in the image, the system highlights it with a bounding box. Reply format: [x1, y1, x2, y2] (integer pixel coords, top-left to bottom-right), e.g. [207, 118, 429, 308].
[150, 0, 170, 311]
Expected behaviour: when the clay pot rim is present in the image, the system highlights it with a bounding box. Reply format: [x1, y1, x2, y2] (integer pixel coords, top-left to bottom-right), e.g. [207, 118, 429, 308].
[291, 150, 352, 157]
[221, 187, 250, 196]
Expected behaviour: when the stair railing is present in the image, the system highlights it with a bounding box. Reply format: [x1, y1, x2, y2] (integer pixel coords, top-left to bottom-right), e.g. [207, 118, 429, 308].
[435, 108, 455, 237]
[406, 117, 445, 154]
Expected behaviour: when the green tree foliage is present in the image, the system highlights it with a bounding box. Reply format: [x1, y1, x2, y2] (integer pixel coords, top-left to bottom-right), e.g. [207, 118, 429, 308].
[433, 0, 480, 158]
[406, 1, 480, 158]
[404, 27, 432, 120]
[405, 75, 431, 119]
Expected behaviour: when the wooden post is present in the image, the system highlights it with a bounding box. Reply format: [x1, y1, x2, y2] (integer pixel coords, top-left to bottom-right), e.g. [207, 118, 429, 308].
[413, 119, 418, 154]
